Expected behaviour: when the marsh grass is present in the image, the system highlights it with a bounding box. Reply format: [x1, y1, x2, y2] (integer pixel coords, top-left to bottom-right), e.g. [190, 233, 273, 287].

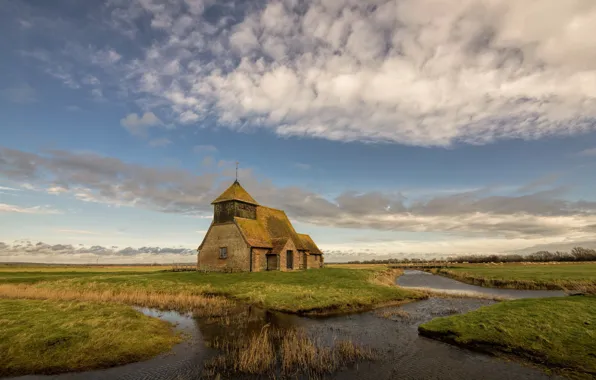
[0, 283, 234, 316]
[0, 267, 421, 314]
[419, 296, 596, 378]
[203, 325, 374, 379]
[408, 286, 508, 301]
[375, 308, 411, 320]
[0, 299, 180, 377]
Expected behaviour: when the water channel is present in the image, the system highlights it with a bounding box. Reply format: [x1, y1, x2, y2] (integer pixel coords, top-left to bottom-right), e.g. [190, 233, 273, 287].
[7, 270, 568, 380]
[396, 269, 568, 299]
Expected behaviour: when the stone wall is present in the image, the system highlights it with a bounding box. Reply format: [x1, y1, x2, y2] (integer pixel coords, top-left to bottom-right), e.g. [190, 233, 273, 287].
[251, 247, 270, 272]
[277, 239, 301, 271]
[198, 223, 250, 272]
[307, 253, 323, 269]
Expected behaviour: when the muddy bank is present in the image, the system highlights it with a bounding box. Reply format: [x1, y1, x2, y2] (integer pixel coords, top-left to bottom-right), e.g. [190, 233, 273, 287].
[5, 298, 565, 380]
[397, 270, 567, 299]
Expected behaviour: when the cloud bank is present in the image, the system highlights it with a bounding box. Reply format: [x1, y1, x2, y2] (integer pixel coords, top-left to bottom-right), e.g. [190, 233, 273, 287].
[0, 240, 195, 264]
[2, 146, 596, 244]
[16, 0, 596, 146]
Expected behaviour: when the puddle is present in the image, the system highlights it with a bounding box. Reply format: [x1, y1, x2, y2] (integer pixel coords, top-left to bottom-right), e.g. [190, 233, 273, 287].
[6, 297, 565, 380]
[397, 270, 567, 298]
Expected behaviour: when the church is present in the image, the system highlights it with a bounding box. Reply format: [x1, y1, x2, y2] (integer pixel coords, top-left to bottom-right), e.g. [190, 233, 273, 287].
[197, 180, 324, 272]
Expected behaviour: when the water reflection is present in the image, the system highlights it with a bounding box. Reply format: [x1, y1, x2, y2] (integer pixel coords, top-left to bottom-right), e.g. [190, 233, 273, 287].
[397, 270, 567, 298]
[6, 281, 566, 380]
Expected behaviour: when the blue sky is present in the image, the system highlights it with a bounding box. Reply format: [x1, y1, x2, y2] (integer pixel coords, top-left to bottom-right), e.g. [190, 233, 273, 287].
[1, 0, 596, 263]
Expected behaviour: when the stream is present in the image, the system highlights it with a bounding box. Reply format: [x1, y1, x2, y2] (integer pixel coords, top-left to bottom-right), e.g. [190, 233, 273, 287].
[6, 270, 568, 380]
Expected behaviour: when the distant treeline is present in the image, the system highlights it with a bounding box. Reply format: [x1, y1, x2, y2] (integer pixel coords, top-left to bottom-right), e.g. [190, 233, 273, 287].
[341, 247, 596, 264]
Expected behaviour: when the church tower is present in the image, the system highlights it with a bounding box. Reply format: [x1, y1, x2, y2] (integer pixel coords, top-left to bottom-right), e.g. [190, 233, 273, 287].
[211, 180, 259, 224]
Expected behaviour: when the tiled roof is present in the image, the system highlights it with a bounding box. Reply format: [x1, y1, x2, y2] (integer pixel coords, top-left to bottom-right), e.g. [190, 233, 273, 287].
[234, 217, 272, 248]
[298, 233, 323, 255]
[271, 238, 289, 254]
[232, 206, 307, 250]
[256, 206, 307, 250]
[211, 180, 259, 205]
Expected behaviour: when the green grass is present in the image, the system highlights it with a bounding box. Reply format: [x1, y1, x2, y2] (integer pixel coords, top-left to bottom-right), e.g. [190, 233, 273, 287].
[0, 299, 181, 376]
[0, 267, 421, 314]
[435, 263, 596, 292]
[419, 296, 596, 378]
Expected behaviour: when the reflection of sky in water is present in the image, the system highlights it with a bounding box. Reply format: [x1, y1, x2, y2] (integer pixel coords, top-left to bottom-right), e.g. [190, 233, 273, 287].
[9, 296, 564, 380]
[397, 270, 567, 299]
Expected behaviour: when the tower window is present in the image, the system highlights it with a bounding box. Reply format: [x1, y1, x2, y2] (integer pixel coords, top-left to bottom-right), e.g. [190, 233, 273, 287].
[219, 247, 228, 259]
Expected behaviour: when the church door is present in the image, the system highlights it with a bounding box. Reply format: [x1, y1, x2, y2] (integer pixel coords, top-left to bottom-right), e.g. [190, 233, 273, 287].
[267, 255, 278, 271]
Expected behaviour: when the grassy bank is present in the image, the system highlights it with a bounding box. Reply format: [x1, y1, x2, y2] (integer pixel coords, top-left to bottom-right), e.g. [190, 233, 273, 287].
[0, 267, 421, 314]
[419, 296, 596, 378]
[0, 299, 181, 377]
[433, 263, 596, 293]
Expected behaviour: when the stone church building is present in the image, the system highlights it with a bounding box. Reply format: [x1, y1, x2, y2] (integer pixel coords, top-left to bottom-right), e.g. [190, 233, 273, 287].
[197, 180, 324, 272]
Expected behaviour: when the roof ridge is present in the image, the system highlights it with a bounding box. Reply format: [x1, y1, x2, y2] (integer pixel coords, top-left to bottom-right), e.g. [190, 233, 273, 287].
[211, 180, 259, 205]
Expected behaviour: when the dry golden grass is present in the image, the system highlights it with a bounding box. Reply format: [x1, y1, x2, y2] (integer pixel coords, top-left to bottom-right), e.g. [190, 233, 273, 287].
[204, 325, 374, 378]
[0, 283, 234, 315]
[371, 268, 404, 286]
[410, 286, 508, 301]
[326, 263, 390, 270]
[375, 308, 411, 320]
[0, 265, 173, 272]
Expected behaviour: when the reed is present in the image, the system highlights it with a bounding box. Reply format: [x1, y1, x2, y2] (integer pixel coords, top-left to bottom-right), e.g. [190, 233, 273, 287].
[204, 326, 374, 378]
[0, 283, 234, 315]
[375, 308, 411, 320]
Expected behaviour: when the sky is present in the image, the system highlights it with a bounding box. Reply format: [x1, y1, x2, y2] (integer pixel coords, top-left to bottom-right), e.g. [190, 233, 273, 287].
[1, 0, 596, 264]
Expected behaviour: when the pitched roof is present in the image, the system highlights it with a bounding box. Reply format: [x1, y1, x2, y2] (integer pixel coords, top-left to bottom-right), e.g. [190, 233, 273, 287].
[256, 206, 307, 250]
[235, 217, 272, 248]
[271, 238, 289, 254]
[231, 206, 307, 250]
[211, 180, 259, 205]
[298, 233, 323, 255]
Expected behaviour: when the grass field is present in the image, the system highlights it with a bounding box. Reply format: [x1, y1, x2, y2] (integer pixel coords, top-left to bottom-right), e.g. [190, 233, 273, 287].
[0, 267, 421, 314]
[419, 296, 596, 378]
[433, 262, 596, 293]
[0, 264, 173, 272]
[0, 299, 181, 376]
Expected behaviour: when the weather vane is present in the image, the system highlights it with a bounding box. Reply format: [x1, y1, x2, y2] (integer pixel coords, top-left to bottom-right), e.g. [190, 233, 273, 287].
[235, 161, 239, 181]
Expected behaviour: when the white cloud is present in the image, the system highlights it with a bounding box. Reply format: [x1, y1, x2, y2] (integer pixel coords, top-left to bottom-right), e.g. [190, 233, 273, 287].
[18, 0, 596, 146]
[120, 111, 163, 136]
[0, 203, 61, 215]
[47, 186, 68, 195]
[97, 0, 596, 147]
[0, 240, 196, 264]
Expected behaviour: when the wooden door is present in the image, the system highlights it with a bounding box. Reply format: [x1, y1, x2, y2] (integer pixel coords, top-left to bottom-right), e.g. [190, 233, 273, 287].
[267, 255, 278, 271]
[286, 250, 293, 269]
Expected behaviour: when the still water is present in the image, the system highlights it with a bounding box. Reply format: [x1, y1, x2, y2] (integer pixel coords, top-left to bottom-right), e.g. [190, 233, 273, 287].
[7, 271, 566, 380]
[396, 269, 568, 299]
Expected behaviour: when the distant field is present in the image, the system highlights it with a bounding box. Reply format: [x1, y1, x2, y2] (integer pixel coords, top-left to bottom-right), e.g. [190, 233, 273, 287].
[0, 265, 174, 272]
[325, 263, 390, 270]
[0, 267, 420, 314]
[435, 262, 596, 292]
